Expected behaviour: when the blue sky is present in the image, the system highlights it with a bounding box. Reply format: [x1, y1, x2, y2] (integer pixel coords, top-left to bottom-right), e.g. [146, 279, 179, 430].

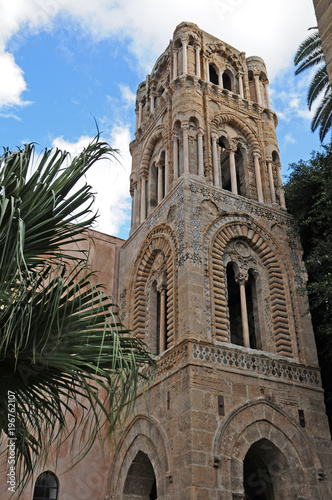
[0, 0, 325, 239]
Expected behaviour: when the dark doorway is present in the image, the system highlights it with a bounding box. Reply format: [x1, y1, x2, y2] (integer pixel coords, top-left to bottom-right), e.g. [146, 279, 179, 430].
[244, 440, 275, 500]
[123, 451, 157, 500]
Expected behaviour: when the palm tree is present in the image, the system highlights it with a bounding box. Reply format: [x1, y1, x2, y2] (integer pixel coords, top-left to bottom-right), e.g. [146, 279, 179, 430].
[0, 137, 155, 491]
[294, 28, 332, 142]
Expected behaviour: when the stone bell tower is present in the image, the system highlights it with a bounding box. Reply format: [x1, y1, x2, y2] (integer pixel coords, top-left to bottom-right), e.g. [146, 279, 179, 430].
[109, 22, 332, 500]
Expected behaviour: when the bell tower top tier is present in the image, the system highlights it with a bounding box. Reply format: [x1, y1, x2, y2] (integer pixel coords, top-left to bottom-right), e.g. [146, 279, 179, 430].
[129, 21, 284, 231]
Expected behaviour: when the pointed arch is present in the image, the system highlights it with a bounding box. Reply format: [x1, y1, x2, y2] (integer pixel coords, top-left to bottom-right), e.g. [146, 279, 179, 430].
[208, 218, 295, 357]
[213, 399, 323, 499]
[132, 227, 177, 350]
[108, 414, 172, 499]
[141, 126, 167, 170]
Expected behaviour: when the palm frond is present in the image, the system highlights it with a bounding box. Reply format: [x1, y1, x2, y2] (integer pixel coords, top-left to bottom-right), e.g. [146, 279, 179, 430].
[0, 137, 155, 493]
[311, 88, 332, 141]
[294, 29, 323, 73]
[307, 66, 329, 109]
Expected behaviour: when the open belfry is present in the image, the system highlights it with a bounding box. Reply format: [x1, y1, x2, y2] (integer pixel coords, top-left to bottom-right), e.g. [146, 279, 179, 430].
[109, 22, 332, 499]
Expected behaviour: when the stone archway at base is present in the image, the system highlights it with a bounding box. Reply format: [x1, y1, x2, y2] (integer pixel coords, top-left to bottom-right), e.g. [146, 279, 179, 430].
[213, 399, 323, 500]
[107, 414, 172, 500]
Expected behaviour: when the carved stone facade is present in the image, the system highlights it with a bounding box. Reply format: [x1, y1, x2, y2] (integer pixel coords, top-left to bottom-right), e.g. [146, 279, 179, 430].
[3, 22, 331, 500]
[115, 22, 332, 500]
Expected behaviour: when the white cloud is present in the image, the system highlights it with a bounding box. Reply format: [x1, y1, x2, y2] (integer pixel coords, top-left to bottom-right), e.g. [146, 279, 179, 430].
[52, 126, 131, 236]
[284, 134, 296, 145]
[118, 84, 136, 108]
[0, 0, 317, 109]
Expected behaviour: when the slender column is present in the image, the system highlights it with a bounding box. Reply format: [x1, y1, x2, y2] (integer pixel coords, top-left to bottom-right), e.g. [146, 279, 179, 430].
[140, 172, 147, 222]
[173, 51, 178, 80]
[229, 146, 238, 195]
[135, 110, 139, 132]
[276, 163, 286, 209]
[157, 162, 163, 204]
[206, 59, 210, 82]
[195, 46, 201, 78]
[159, 287, 167, 353]
[133, 185, 138, 225]
[238, 72, 244, 98]
[264, 82, 272, 110]
[183, 125, 189, 173]
[212, 134, 219, 186]
[218, 69, 224, 88]
[164, 149, 169, 195]
[138, 102, 143, 127]
[150, 94, 155, 113]
[198, 131, 204, 177]
[239, 280, 250, 348]
[173, 137, 179, 180]
[182, 40, 187, 74]
[267, 157, 276, 204]
[254, 75, 262, 106]
[253, 153, 264, 203]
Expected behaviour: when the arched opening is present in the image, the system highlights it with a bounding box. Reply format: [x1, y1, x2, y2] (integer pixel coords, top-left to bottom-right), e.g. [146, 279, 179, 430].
[123, 451, 157, 500]
[243, 439, 289, 500]
[189, 117, 199, 174]
[148, 161, 158, 215]
[33, 471, 58, 500]
[248, 70, 256, 102]
[209, 64, 219, 85]
[235, 145, 246, 197]
[246, 269, 260, 350]
[227, 263, 243, 346]
[219, 137, 230, 191]
[222, 71, 232, 91]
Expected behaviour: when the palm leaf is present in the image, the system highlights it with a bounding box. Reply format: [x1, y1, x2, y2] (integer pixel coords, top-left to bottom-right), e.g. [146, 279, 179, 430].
[307, 66, 329, 109]
[0, 138, 155, 493]
[311, 88, 332, 141]
[294, 30, 323, 74]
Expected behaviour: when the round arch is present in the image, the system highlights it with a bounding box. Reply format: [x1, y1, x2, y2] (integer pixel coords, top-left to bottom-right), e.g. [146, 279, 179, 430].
[108, 414, 173, 499]
[213, 399, 323, 499]
[212, 113, 261, 154]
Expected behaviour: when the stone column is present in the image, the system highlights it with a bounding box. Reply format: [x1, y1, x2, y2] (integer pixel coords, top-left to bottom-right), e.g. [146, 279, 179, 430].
[173, 136, 179, 180]
[264, 81, 272, 110]
[164, 149, 169, 195]
[150, 93, 155, 113]
[195, 46, 201, 78]
[159, 285, 167, 353]
[229, 143, 238, 195]
[133, 183, 138, 225]
[253, 153, 264, 203]
[218, 69, 224, 88]
[267, 157, 276, 204]
[238, 72, 244, 98]
[212, 134, 220, 186]
[182, 40, 188, 75]
[254, 75, 262, 106]
[138, 102, 143, 128]
[276, 163, 286, 209]
[239, 280, 250, 348]
[206, 59, 210, 82]
[173, 51, 178, 80]
[183, 124, 189, 174]
[157, 161, 163, 205]
[140, 171, 147, 222]
[135, 110, 139, 132]
[198, 130, 204, 177]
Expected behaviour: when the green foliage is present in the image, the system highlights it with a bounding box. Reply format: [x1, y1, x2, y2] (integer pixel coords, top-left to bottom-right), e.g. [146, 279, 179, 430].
[0, 138, 155, 492]
[285, 144, 332, 429]
[294, 28, 332, 142]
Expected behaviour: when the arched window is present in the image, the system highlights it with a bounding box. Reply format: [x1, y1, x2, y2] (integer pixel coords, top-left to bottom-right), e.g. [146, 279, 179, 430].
[123, 451, 157, 500]
[222, 70, 232, 91]
[33, 471, 58, 500]
[209, 64, 219, 85]
[149, 280, 168, 355]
